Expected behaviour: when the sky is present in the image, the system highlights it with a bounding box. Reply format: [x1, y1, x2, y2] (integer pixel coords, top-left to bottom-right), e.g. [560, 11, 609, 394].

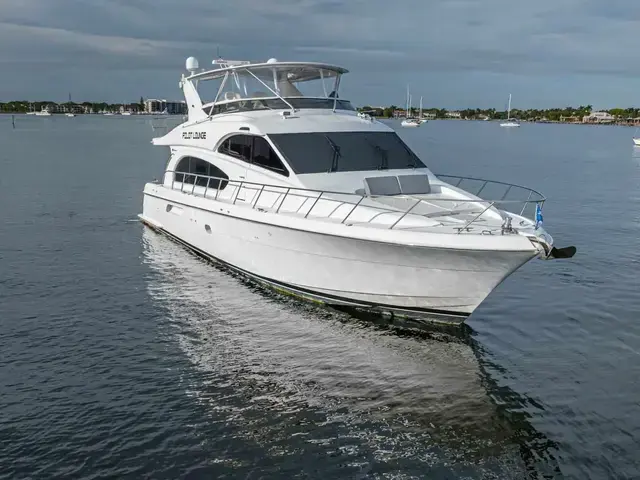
[1, 0, 639, 109]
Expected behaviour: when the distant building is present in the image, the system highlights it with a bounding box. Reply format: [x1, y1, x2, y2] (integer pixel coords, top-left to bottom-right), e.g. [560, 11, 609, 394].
[120, 104, 140, 114]
[583, 111, 615, 123]
[422, 112, 436, 120]
[144, 99, 187, 115]
[446, 111, 462, 119]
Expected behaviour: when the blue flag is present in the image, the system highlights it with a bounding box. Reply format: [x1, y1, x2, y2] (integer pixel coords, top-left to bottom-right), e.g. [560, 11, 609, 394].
[535, 204, 543, 229]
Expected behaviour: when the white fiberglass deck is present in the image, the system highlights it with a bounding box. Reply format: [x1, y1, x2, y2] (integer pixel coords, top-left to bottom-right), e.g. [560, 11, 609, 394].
[161, 171, 545, 236]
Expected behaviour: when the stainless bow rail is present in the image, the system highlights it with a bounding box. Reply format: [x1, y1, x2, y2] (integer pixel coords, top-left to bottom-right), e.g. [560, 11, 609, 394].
[160, 171, 546, 233]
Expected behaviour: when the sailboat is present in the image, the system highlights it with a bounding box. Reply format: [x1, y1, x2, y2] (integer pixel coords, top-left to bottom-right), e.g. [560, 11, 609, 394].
[65, 92, 76, 117]
[633, 128, 640, 146]
[500, 94, 520, 127]
[418, 96, 428, 123]
[401, 86, 421, 127]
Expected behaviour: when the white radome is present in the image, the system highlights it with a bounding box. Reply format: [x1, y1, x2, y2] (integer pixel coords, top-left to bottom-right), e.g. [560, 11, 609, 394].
[186, 56, 199, 72]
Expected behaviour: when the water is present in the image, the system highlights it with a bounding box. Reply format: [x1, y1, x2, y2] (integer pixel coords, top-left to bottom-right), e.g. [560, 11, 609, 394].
[1, 114, 639, 479]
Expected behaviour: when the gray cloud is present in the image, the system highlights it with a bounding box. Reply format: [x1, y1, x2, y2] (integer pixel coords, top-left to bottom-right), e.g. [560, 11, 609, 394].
[0, 0, 639, 106]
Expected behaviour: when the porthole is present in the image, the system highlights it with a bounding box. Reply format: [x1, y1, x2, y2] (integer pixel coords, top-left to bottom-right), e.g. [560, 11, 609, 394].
[166, 204, 173, 212]
[204, 224, 212, 234]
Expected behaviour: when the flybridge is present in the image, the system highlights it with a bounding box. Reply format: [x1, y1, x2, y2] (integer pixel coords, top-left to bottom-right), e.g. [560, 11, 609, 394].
[179, 56, 353, 122]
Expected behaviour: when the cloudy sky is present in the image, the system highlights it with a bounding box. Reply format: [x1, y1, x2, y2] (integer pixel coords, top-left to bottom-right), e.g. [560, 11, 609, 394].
[1, 0, 639, 108]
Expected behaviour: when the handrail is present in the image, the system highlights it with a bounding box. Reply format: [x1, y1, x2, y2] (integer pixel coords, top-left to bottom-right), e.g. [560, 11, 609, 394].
[434, 173, 546, 202]
[161, 170, 546, 233]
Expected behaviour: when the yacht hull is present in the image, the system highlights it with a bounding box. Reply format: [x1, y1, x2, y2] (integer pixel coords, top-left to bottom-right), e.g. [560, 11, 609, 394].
[141, 189, 538, 322]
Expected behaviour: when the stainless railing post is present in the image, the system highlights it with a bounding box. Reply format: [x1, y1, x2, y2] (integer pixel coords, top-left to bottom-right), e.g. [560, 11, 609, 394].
[253, 185, 266, 209]
[389, 198, 422, 229]
[233, 181, 244, 204]
[304, 192, 323, 218]
[499, 185, 513, 201]
[457, 201, 495, 233]
[341, 196, 365, 224]
[192, 175, 198, 194]
[276, 188, 291, 213]
[476, 180, 489, 197]
[519, 190, 533, 216]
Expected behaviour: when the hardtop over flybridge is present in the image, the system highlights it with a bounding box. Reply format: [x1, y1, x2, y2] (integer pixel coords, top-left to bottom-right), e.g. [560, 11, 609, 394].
[139, 55, 576, 322]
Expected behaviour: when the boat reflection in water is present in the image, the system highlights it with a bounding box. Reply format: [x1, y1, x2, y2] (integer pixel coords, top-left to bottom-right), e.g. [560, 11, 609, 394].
[142, 227, 561, 478]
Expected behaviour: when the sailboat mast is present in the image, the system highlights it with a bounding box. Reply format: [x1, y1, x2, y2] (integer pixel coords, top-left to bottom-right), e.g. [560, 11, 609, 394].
[419, 96, 423, 119]
[406, 85, 410, 117]
[507, 93, 512, 119]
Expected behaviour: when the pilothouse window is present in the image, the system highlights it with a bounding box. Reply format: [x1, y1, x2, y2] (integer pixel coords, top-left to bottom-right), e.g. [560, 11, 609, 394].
[218, 135, 290, 177]
[219, 135, 252, 161]
[268, 132, 426, 174]
[174, 156, 229, 189]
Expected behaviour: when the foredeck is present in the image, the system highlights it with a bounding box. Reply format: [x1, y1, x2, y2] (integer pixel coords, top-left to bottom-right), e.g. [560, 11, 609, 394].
[157, 171, 545, 235]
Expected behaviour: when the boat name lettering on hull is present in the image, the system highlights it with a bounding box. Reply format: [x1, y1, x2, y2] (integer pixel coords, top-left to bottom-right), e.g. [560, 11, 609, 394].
[182, 131, 207, 140]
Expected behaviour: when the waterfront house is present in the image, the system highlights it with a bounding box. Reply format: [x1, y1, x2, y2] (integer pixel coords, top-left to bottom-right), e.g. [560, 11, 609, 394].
[583, 111, 615, 124]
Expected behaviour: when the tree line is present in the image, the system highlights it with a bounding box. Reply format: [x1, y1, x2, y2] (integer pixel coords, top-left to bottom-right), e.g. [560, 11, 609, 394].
[0, 97, 146, 113]
[359, 105, 640, 121]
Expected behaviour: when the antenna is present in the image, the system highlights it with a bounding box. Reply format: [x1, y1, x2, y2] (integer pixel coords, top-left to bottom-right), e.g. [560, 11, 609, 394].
[216, 46, 220, 59]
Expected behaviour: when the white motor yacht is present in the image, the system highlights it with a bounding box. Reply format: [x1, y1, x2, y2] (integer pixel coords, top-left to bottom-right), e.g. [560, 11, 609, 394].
[139, 56, 576, 322]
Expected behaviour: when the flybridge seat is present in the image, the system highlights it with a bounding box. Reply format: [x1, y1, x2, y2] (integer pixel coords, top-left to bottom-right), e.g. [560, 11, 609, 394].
[360, 174, 432, 197]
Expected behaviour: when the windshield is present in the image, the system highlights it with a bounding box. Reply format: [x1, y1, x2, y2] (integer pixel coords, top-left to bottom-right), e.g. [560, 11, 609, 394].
[268, 132, 426, 174]
[210, 97, 354, 115]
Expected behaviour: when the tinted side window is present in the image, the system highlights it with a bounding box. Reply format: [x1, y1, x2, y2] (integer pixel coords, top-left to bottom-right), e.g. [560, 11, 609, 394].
[175, 156, 229, 190]
[218, 135, 252, 162]
[252, 137, 289, 176]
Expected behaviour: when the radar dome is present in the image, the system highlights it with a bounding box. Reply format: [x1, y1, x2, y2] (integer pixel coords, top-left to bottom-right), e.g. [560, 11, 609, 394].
[186, 57, 199, 72]
[267, 58, 278, 64]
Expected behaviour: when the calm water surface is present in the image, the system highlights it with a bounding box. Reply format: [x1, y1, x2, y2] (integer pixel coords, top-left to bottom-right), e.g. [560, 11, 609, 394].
[1, 115, 640, 479]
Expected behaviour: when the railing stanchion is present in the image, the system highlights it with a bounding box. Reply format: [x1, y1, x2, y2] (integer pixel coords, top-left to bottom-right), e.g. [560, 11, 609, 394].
[192, 175, 198, 195]
[476, 180, 489, 197]
[276, 188, 291, 213]
[304, 192, 323, 218]
[389, 198, 422, 230]
[233, 181, 244, 204]
[500, 185, 512, 201]
[519, 191, 533, 216]
[341, 196, 365, 224]
[457, 201, 495, 233]
[252, 185, 266, 209]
